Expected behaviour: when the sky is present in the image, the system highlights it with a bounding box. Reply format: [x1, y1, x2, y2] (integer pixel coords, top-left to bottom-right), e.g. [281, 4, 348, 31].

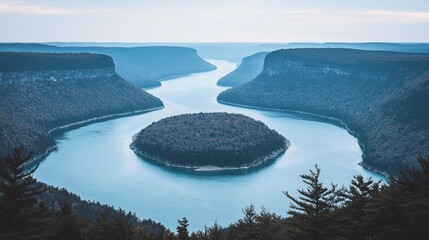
[1, 0, 428, 43]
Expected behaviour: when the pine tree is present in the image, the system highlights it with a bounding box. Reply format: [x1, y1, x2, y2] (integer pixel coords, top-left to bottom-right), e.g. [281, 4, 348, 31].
[54, 202, 82, 240]
[368, 156, 429, 240]
[338, 175, 380, 240]
[206, 221, 223, 240]
[0, 147, 51, 240]
[177, 217, 190, 240]
[228, 204, 259, 240]
[284, 165, 342, 240]
[255, 207, 283, 240]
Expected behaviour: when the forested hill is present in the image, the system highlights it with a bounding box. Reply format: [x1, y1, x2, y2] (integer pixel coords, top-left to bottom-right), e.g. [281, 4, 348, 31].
[0, 43, 216, 88]
[0, 52, 114, 72]
[218, 48, 429, 175]
[0, 52, 163, 159]
[217, 52, 268, 87]
[131, 112, 289, 169]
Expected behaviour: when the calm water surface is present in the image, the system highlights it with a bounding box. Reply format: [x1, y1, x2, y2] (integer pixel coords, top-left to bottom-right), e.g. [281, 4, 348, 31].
[35, 59, 383, 231]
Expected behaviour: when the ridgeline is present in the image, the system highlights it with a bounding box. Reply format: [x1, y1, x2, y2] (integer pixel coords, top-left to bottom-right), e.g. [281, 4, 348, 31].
[218, 48, 429, 175]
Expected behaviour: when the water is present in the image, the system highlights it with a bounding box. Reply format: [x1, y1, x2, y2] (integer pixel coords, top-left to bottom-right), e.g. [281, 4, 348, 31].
[35, 59, 383, 231]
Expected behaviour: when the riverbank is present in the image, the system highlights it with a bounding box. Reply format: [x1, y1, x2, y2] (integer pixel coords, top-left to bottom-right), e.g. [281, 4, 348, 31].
[130, 140, 290, 172]
[217, 99, 389, 178]
[30, 106, 164, 164]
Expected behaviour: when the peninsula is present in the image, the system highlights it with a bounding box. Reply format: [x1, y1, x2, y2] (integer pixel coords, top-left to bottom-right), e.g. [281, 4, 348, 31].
[0, 52, 163, 160]
[218, 48, 429, 175]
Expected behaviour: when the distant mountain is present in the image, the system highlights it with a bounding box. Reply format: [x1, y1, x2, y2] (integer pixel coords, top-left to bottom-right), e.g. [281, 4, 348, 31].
[217, 52, 269, 87]
[218, 48, 429, 175]
[0, 43, 216, 88]
[0, 52, 163, 159]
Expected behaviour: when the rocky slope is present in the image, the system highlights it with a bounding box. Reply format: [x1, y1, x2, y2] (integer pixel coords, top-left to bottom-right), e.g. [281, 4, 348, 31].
[217, 52, 269, 87]
[218, 48, 429, 175]
[0, 43, 216, 88]
[0, 52, 163, 159]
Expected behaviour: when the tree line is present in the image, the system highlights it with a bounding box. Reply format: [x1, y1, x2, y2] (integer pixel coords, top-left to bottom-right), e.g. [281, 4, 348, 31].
[1, 147, 428, 239]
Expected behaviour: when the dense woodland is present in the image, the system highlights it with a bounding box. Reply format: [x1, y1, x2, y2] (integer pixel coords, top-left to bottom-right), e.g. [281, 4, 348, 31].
[1, 147, 428, 240]
[218, 48, 429, 175]
[217, 52, 268, 87]
[0, 52, 114, 72]
[131, 113, 289, 168]
[0, 52, 163, 159]
[0, 43, 216, 88]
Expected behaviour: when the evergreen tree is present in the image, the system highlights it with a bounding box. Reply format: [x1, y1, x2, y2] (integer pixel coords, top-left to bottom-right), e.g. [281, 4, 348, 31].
[53, 202, 82, 240]
[206, 221, 223, 240]
[338, 175, 380, 239]
[368, 156, 429, 240]
[0, 147, 51, 240]
[111, 209, 134, 240]
[177, 217, 190, 240]
[255, 207, 283, 240]
[91, 211, 113, 240]
[284, 165, 342, 240]
[227, 205, 259, 240]
[393, 157, 429, 239]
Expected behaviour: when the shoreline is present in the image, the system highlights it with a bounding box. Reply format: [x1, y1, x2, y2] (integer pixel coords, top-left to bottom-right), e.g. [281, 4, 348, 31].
[130, 140, 290, 172]
[217, 99, 389, 178]
[30, 106, 164, 164]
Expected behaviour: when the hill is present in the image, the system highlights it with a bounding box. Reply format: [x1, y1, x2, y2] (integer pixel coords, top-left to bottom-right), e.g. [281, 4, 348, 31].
[218, 48, 429, 175]
[0, 43, 216, 88]
[130, 112, 289, 170]
[217, 52, 269, 87]
[0, 52, 163, 160]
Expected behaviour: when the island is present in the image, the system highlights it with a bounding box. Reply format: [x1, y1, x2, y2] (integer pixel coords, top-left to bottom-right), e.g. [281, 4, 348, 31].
[130, 112, 290, 170]
[218, 48, 429, 175]
[0, 52, 163, 160]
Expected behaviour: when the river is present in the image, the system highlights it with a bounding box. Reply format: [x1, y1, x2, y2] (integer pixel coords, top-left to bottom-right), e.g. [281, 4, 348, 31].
[35, 59, 383, 231]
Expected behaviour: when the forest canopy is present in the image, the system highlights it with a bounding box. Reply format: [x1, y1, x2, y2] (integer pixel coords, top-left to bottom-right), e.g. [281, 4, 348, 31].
[0, 52, 114, 72]
[130, 112, 289, 169]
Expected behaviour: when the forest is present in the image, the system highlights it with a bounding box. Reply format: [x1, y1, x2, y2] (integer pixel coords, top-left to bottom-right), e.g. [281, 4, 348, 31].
[217, 52, 268, 87]
[1, 147, 428, 240]
[0, 43, 216, 88]
[218, 48, 429, 175]
[0, 52, 114, 72]
[130, 113, 289, 168]
[0, 52, 163, 159]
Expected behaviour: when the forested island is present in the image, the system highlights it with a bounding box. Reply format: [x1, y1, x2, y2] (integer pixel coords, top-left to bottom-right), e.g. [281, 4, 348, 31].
[0, 43, 216, 88]
[130, 112, 289, 169]
[0, 52, 163, 160]
[218, 48, 429, 175]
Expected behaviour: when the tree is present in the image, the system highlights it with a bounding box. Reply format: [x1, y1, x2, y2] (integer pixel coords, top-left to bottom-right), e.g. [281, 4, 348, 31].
[283, 165, 342, 240]
[53, 202, 82, 240]
[338, 175, 380, 239]
[206, 221, 223, 240]
[366, 157, 429, 240]
[255, 207, 283, 240]
[0, 147, 51, 240]
[177, 217, 190, 240]
[227, 205, 259, 240]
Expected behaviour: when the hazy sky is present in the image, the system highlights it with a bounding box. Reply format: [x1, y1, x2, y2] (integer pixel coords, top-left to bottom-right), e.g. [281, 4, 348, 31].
[1, 0, 428, 42]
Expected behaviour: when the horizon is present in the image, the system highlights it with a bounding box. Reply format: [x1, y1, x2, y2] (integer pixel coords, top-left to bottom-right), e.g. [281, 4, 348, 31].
[1, 0, 428, 42]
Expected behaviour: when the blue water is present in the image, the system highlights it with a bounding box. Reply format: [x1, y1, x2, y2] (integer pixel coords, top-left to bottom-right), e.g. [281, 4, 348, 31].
[35, 59, 383, 231]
